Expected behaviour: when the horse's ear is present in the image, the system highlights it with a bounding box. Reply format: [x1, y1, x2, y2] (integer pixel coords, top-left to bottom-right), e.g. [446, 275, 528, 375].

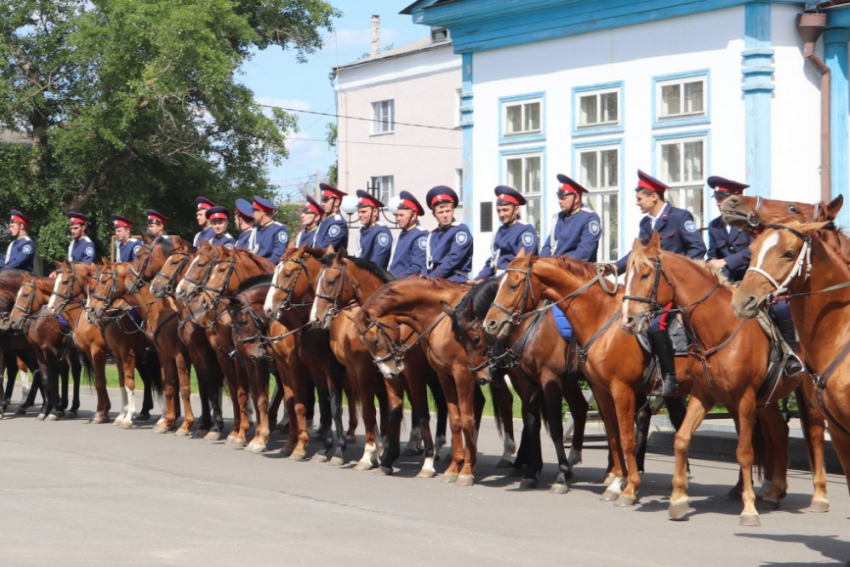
[141, 232, 153, 244]
[825, 195, 844, 220]
[336, 246, 345, 261]
[515, 248, 526, 260]
[53, 260, 64, 269]
[327, 244, 335, 255]
[101, 256, 109, 264]
[798, 220, 833, 235]
[631, 237, 643, 252]
[439, 301, 455, 317]
[646, 231, 661, 253]
[295, 244, 306, 256]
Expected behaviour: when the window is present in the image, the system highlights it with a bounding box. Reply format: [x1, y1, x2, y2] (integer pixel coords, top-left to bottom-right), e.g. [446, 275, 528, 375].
[657, 135, 706, 228]
[371, 100, 394, 134]
[579, 91, 619, 128]
[504, 99, 541, 136]
[578, 146, 620, 262]
[505, 152, 542, 232]
[480, 202, 493, 233]
[369, 176, 393, 204]
[653, 72, 709, 128]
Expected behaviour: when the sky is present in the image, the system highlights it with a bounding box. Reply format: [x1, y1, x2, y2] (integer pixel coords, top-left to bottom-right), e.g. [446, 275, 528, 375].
[240, 1, 425, 199]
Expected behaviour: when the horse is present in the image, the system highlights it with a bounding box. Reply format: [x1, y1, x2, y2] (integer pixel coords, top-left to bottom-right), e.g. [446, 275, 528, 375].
[355, 276, 521, 486]
[620, 231, 824, 526]
[311, 246, 449, 476]
[8, 272, 83, 420]
[732, 216, 850, 500]
[87, 261, 194, 435]
[0, 269, 44, 415]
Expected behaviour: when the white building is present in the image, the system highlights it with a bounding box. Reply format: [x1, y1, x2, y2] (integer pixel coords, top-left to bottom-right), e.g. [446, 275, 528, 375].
[403, 0, 850, 271]
[332, 22, 462, 252]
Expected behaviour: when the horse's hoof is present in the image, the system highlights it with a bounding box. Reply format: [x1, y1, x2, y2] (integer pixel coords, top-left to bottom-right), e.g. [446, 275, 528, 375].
[805, 498, 829, 513]
[549, 483, 569, 495]
[66, 411, 77, 420]
[600, 490, 619, 502]
[353, 460, 374, 471]
[668, 501, 692, 520]
[119, 420, 133, 429]
[90, 414, 104, 425]
[376, 466, 393, 476]
[416, 468, 436, 479]
[508, 467, 523, 478]
[441, 473, 458, 484]
[758, 498, 781, 511]
[615, 494, 637, 507]
[495, 458, 513, 469]
[311, 453, 328, 464]
[519, 478, 538, 490]
[401, 446, 424, 457]
[739, 513, 761, 527]
[456, 475, 474, 487]
[230, 438, 247, 449]
[16, 407, 27, 416]
[328, 456, 345, 467]
[248, 444, 266, 454]
[191, 429, 208, 439]
[288, 451, 307, 461]
[135, 413, 151, 422]
[45, 413, 59, 422]
[151, 425, 169, 434]
[726, 488, 743, 501]
[174, 428, 190, 437]
[204, 431, 222, 442]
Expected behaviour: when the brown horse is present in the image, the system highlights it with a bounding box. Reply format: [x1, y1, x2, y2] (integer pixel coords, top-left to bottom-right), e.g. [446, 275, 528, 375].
[311, 246, 449, 476]
[355, 277, 519, 486]
[0, 269, 43, 415]
[87, 261, 194, 435]
[620, 232, 824, 525]
[732, 217, 850, 500]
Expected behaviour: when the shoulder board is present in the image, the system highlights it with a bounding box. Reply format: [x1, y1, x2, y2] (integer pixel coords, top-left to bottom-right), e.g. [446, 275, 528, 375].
[225, 233, 234, 239]
[82, 236, 92, 242]
[21, 236, 32, 242]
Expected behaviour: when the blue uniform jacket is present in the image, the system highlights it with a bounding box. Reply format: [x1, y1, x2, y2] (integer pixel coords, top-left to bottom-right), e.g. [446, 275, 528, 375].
[707, 216, 753, 282]
[476, 221, 539, 280]
[541, 208, 601, 262]
[424, 222, 473, 282]
[193, 226, 215, 247]
[314, 212, 349, 251]
[235, 227, 256, 251]
[295, 227, 318, 248]
[615, 204, 706, 274]
[358, 224, 393, 269]
[0, 236, 36, 272]
[69, 236, 95, 264]
[115, 238, 142, 262]
[255, 221, 289, 263]
[210, 232, 236, 248]
[388, 225, 428, 279]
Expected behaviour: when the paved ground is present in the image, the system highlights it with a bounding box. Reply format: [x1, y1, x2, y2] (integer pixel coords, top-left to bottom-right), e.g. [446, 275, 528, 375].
[1, 387, 849, 567]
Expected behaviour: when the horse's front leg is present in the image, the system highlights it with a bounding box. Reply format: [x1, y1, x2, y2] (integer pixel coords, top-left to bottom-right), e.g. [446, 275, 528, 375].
[174, 352, 194, 436]
[668, 393, 712, 520]
[455, 368, 478, 487]
[734, 391, 761, 526]
[607, 380, 640, 506]
[795, 381, 829, 512]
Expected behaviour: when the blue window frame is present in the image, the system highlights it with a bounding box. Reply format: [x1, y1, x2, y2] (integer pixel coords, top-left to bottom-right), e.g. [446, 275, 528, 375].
[499, 92, 546, 145]
[652, 70, 711, 129]
[572, 81, 624, 138]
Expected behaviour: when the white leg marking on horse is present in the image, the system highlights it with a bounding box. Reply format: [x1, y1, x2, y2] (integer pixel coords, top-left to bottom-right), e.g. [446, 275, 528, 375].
[360, 442, 377, 466]
[502, 435, 517, 459]
[421, 456, 436, 475]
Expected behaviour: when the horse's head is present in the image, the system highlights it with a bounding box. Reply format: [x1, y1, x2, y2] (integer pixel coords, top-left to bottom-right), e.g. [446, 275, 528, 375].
[355, 309, 404, 379]
[620, 232, 674, 335]
[264, 245, 318, 319]
[230, 295, 271, 364]
[87, 260, 125, 324]
[150, 245, 193, 299]
[199, 247, 268, 311]
[484, 249, 536, 339]
[732, 219, 831, 319]
[444, 293, 493, 385]
[311, 245, 354, 329]
[721, 195, 842, 234]
[47, 261, 81, 314]
[8, 273, 39, 331]
[176, 242, 216, 304]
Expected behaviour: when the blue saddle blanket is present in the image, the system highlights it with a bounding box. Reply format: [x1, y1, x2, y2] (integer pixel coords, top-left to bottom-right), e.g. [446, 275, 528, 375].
[550, 306, 572, 341]
[128, 309, 142, 327]
[57, 314, 69, 328]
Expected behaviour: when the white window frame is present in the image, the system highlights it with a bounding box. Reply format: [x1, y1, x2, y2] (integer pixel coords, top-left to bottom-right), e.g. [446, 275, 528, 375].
[578, 90, 619, 128]
[503, 149, 544, 233]
[369, 175, 394, 205]
[371, 100, 394, 135]
[576, 142, 621, 262]
[655, 133, 707, 229]
[652, 70, 710, 129]
[499, 93, 545, 144]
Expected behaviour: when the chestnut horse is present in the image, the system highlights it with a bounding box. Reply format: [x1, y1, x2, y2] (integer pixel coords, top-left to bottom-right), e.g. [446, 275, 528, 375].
[621, 232, 818, 526]
[311, 247, 449, 476]
[732, 217, 850, 500]
[355, 277, 518, 486]
[0, 269, 43, 415]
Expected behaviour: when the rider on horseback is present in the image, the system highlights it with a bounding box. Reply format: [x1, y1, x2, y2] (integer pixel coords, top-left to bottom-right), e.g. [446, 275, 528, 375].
[315, 183, 349, 250]
[193, 197, 215, 247]
[614, 170, 707, 396]
[205, 206, 236, 248]
[252, 196, 289, 263]
[705, 176, 803, 376]
[234, 198, 257, 251]
[112, 215, 142, 262]
[355, 190, 393, 269]
[0, 210, 36, 272]
[66, 212, 95, 264]
[388, 191, 428, 279]
[422, 186, 473, 282]
[294, 196, 322, 248]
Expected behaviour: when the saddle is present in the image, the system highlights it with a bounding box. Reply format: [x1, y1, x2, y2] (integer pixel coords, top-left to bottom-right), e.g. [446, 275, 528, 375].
[636, 315, 690, 356]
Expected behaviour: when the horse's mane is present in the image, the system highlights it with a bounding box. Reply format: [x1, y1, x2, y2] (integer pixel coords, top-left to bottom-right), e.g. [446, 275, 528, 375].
[235, 274, 272, 294]
[544, 255, 601, 280]
[287, 246, 326, 259]
[628, 240, 732, 288]
[451, 278, 499, 333]
[320, 254, 395, 283]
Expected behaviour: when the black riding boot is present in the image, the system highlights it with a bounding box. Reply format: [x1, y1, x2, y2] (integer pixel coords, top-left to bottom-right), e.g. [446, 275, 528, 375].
[774, 318, 804, 376]
[647, 329, 679, 396]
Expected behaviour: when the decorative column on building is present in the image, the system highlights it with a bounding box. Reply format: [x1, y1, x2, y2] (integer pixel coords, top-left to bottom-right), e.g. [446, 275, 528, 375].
[742, 2, 774, 198]
[825, 6, 850, 226]
[460, 52, 474, 228]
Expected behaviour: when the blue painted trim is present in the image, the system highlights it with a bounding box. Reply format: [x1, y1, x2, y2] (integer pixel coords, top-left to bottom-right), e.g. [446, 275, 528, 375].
[461, 53, 474, 228]
[743, 2, 772, 198]
[650, 129, 712, 236]
[411, 0, 803, 54]
[571, 81, 625, 138]
[498, 91, 546, 146]
[498, 146, 547, 237]
[651, 69, 711, 129]
[569, 138, 626, 260]
[825, 25, 850, 227]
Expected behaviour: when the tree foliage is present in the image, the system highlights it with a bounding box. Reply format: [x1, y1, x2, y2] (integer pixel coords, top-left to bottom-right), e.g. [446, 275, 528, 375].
[0, 0, 339, 260]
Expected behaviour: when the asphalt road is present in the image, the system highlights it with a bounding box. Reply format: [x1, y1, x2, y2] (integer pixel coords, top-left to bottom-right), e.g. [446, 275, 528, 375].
[1, 387, 848, 567]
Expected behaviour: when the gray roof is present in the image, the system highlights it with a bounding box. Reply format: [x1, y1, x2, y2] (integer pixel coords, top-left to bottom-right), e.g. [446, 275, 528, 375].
[334, 35, 451, 71]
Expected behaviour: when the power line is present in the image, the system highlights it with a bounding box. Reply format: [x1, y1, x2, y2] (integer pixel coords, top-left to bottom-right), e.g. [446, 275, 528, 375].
[257, 103, 459, 132]
[292, 136, 460, 150]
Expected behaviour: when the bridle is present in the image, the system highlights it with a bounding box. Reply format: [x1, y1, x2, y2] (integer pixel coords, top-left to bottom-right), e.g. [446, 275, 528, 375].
[127, 235, 162, 294]
[359, 312, 447, 368]
[50, 267, 82, 313]
[152, 250, 192, 296]
[201, 254, 243, 308]
[622, 255, 676, 315]
[269, 257, 314, 314]
[746, 224, 813, 299]
[89, 266, 122, 316]
[12, 280, 38, 323]
[315, 262, 357, 322]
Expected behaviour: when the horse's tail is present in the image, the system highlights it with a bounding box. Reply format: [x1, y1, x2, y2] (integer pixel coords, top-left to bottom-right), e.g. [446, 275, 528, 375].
[138, 349, 163, 397]
[752, 415, 766, 483]
[490, 375, 505, 440]
[80, 352, 94, 389]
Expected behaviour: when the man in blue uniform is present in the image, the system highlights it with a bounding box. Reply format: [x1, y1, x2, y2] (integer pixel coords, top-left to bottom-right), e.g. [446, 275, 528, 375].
[193, 197, 215, 247]
[314, 183, 349, 250]
[206, 206, 236, 248]
[234, 198, 257, 251]
[145, 209, 169, 240]
[355, 190, 392, 269]
[295, 195, 323, 248]
[705, 175, 802, 375]
[422, 186, 473, 282]
[614, 170, 706, 395]
[541, 174, 601, 261]
[388, 191, 428, 279]
[252, 196, 288, 263]
[472, 185, 538, 281]
[113, 215, 142, 262]
[0, 210, 36, 271]
[66, 212, 95, 264]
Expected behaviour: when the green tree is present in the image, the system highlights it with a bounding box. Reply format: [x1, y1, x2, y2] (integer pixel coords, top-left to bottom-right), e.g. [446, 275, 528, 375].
[325, 121, 337, 186]
[0, 0, 339, 260]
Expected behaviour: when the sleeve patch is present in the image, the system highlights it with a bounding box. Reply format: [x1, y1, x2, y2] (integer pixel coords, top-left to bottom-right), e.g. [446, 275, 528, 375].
[455, 231, 469, 246]
[278, 231, 288, 243]
[588, 220, 600, 236]
[417, 236, 428, 250]
[329, 225, 341, 238]
[377, 233, 389, 247]
[521, 232, 534, 247]
[22, 245, 32, 254]
[85, 246, 94, 257]
[684, 220, 697, 233]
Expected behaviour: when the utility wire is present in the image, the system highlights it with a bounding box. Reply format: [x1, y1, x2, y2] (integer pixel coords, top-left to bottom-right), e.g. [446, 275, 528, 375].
[257, 103, 458, 132]
[292, 136, 460, 150]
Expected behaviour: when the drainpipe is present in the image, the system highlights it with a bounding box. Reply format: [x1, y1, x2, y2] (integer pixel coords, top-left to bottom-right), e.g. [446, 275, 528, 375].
[797, 12, 831, 203]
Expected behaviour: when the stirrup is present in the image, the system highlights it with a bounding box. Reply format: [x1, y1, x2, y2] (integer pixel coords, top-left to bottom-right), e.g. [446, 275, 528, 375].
[783, 352, 804, 377]
[651, 375, 679, 396]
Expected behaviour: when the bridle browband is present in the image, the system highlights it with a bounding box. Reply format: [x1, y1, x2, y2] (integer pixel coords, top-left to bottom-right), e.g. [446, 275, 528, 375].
[127, 235, 162, 294]
[745, 224, 814, 298]
[270, 257, 315, 315]
[151, 249, 192, 297]
[315, 261, 358, 323]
